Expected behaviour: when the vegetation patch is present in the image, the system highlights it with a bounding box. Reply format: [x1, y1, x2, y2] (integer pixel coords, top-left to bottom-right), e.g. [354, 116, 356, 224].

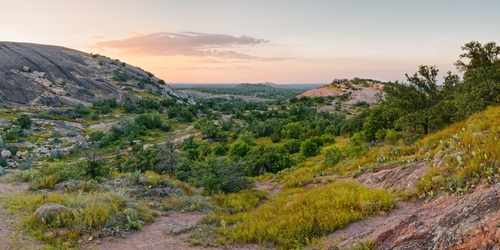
[218, 181, 394, 248]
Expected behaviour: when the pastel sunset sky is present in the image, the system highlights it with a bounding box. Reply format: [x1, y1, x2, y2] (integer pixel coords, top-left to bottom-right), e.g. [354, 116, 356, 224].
[2, 0, 500, 83]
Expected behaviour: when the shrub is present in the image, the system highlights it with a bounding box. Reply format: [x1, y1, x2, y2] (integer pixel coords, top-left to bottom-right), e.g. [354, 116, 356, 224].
[284, 139, 301, 154]
[213, 144, 229, 156]
[228, 140, 252, 158]
[192, 157, 251, 194]
[385, 130, 400, 144]
[300, 139, 318, 157]
[16, 114, 32, 129]
[0, 156, 7, 167]
[88, 131, 105, 142]
[322, 146, 344, 167]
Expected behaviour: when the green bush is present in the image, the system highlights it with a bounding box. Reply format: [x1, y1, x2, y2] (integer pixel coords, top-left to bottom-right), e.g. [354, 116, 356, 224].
[228, 140, 252, 158]
[385, 129, 400, 144]
[284, 139, 301, 154]
[300, 139, 318, 157]
[88, 131, 105, 142]
[16, 114, 32, 129]
[322, 146, 344, 167]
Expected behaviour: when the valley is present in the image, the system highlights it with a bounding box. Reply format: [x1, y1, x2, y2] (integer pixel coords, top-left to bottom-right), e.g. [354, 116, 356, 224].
[1, 41, 500, 250]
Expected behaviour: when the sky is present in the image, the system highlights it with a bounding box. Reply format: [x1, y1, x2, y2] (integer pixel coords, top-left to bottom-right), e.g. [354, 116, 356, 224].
[2, 0, 500, 84]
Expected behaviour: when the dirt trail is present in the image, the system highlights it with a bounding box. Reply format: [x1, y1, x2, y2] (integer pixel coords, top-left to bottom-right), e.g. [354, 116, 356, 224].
[0, 174, 46, 250]
[84, 211, 264, 250]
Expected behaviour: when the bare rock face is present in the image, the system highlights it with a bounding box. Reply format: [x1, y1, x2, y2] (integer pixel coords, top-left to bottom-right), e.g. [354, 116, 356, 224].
[0, 42, 185, 106]
[328, 182, 500, 250]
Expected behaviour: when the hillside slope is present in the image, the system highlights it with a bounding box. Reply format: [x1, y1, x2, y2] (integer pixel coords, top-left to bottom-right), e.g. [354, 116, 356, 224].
[324, 105, 500, 249]
[0, 42, 183, 106]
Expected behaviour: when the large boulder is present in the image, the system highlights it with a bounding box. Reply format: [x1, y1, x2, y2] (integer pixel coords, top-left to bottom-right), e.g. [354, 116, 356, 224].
[0, 42, 186, 107]
[34, 203, 69, 222]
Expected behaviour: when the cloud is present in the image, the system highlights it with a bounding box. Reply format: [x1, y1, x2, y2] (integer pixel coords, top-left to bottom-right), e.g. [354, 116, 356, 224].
[93, 32, 290, 61]
[92, 35, 104, 39]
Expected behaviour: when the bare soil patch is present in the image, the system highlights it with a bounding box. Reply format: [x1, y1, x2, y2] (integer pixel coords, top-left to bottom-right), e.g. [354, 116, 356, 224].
[84, 211, 266, 250]
[0, 173, 46, 250]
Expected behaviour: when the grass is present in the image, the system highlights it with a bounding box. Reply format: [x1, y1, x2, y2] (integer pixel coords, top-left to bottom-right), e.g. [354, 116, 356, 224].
[3, 188, 152, 248]
[162, 195, 213, 212]
[217, 181, 395, 249]
[212, 189, 268, 212]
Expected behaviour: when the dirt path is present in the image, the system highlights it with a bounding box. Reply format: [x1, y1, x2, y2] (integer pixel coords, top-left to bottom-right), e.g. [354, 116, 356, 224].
[0, 174, 46, 250]
[84, 211, 265, 250]
[172, 125, 200, 143]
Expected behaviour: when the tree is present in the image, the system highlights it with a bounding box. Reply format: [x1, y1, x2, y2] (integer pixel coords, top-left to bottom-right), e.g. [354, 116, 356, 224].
[455, 41, 500, 73]
[284, 139, 301, 154]
[193, 157, 251, 194]
[81, 143, 107, 178]
[245, 145, 293, 175]
[229, 140, 252, 158]
[282, 122, 304, 139]
[453, 41, 500, 120]
[158, 134, 179, 174]
[382, 65, 455, 135]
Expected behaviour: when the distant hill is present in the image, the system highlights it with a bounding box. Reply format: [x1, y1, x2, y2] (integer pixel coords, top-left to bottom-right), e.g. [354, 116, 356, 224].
[0, 42, 184, 106]
[298, 78, 384, 106]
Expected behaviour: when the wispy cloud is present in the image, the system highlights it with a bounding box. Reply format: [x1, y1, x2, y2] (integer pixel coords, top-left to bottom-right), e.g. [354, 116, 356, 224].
[92, 35, 104, 39]
[93, 32, 290, 61]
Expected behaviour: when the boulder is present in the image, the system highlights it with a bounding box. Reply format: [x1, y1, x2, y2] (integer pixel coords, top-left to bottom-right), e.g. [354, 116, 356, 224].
[21, 150, 29, 159]
[165, 221, 193, 235]
[34, 203, 69, 221]
[54, 180, 82, 192]
[1, 149, 11, 158]
[6, 159, 16, 168]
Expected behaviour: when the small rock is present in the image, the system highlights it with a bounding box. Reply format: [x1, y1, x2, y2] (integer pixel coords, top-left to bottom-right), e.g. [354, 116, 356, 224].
[379, 211, 388, 217]
[286, 202, 295, 208]
[6, 159, 16, 168]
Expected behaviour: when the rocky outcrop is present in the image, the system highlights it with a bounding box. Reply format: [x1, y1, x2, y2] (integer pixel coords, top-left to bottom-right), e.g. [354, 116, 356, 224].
[0, 42, 185, 106]
[329, 174, 500, 249]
